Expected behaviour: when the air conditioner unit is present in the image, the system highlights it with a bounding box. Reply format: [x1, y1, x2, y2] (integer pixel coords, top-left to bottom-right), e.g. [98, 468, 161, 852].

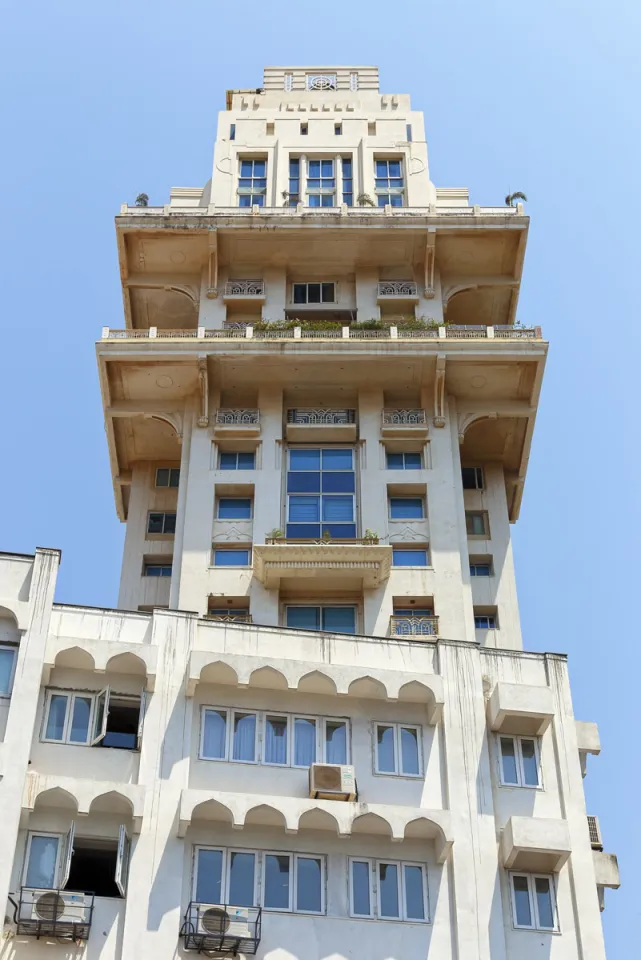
[587, 815, 603, 851]
[28, 890, 89, 925]
[309, 763, 356, 801]
[197, 904, 252, 939]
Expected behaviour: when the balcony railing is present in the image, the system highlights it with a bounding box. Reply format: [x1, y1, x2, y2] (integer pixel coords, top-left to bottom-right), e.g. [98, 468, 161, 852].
[16, 888, 94, 941]
[101, 324, 542, 342]
[287, 408, 356, 425]
[390, 615, 439, 638]
[223, 279, 265, 298]
[120, 202, 525, 219]
[265, 536, 379, 545]
[205, 613, 253, 623]
[214, 409, 260, 426]
[377, 280, 419, 298]
[181, 902, 262, 956]
[382, 409, 427, 427]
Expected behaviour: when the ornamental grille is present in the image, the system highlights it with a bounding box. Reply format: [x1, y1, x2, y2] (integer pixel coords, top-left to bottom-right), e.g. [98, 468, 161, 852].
[307, 75, 336, 90]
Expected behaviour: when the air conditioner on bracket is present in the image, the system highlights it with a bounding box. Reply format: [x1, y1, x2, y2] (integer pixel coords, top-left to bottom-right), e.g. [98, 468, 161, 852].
[309, 763, 356, 801]
[198, 904, 252, 939]
[28, 890, 90, 924]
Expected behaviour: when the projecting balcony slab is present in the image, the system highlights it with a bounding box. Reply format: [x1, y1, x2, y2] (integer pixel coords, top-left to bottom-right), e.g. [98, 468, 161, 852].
[487, 681, 555, 736]
[213, 409, 261, 437]
[501, 816, 571, 873]
[592, 850, 620, 890]
[252, 541, 392, 589]
[222, 279, 265, 304]
[381, 409, 428, 438]
[285, 409, 357, 443]
[376, 280, 420, 307]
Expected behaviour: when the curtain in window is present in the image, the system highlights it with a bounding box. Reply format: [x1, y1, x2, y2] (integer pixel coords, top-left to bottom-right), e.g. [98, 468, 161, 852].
[321, 496, 353, 521]
[294, 717, 316, 766]
[26, 836, 59, 888]
[289, 497, 320, 522]
[232, 713, 256, 761]
[325, 721, 347, 763]
[265, 716, 288, 764]
[45, 694, 68, 740]
[203, 710, 227, 759]
[0, 648, 15, 695]
[69, 697, 92, 743]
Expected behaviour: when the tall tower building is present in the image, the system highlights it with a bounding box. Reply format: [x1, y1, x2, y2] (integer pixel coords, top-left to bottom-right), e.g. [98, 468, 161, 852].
[0, 66, 618, 959]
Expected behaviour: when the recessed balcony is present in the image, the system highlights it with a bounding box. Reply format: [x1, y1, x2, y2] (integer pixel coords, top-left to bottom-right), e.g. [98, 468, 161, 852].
[390, 614, 439, 640]
[253, 539, 392, 588]
[285, 408, 357, 442]
[222, 279, 265, 303]
[381, 409, 428, 438]
[213, 409, 261, 437]
[377, 280, 420, 307]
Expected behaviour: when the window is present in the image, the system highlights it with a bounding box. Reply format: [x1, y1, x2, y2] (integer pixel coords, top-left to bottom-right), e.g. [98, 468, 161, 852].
[510, 874, 556, 930]
[406, 124, 412, 142]
[201, 708, 258, 762]
[286, 605, 356, 635]
[155, 467, 180, 487]
[219, 451, 256, 470]
[230, 123, 236, 140]
[306, 158, 335, 206]
[466, 511, 489, 537]
[469, 559, 492, 576]
[143, 563, 172, 577]
[0, 645, 17, 696]
[374, 722, 422, 777]
[499, 736, 541, 787]
[341, 157, 353, 205]
[375, 159, 404, 206]
[392, 547, 428, 567]
[266, 122, 275, 136]
[300, 122, 308, 135]
[287, 447, 356, 538]
[350, 858, 429, 922]
[42, 688, 144, 750]
[368, 121, 376, 136]
[212, 548, 251, 566]
[147, 512, 176, 535]
[474, 613, 497, 629]
[334, 123, 342, 136]
[288, 158, 300, 205]
[217, 497, 252, 519]
[23, 826, 130, 897]
[292, 282, 336, 304]
[389, 497, 424, 520]
[238, 159, 267, 207]
[194, 847, 325, 915]
[462, 466, 484, 490]
[386, 451, 422, 470]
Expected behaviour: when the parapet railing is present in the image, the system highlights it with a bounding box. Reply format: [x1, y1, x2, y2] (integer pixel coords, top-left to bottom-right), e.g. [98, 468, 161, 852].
[214, 409, 260, 425]
[286, 408, 356, 425]
[377, 280, 419, 297]
[119, 203, 526, 219]
[390, 615, 440, 638]
[101, 324, 543, 341]
[381, 409, 427, 426]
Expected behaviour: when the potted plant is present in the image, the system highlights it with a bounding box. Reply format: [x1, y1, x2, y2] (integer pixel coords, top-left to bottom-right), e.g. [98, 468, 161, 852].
[266, 528, 285, 541]
[363, 529, 379, 544]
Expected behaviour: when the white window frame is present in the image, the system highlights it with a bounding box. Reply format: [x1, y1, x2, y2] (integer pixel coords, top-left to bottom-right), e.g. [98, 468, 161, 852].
[0, 644, 18, 697]
[349, 857, 430, 923]
[193, 846, 260, 907]
[199, 707, 350, 767]
[498, 735, 542, 788]
[373, 722, 423, 778]
[42, 690, 95, 745]
[22, 831, 63, 888]
[262, 851, 325, 915]
[509, 872, 558, 931]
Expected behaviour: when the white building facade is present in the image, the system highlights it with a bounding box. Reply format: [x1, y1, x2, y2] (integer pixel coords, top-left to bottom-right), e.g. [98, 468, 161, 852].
[0, 66, 618, 959]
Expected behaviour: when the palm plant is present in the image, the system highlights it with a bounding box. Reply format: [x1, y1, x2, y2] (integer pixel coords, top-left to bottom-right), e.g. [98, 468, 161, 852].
[505, 191, 528, 207]
[135, 193, 149, 207]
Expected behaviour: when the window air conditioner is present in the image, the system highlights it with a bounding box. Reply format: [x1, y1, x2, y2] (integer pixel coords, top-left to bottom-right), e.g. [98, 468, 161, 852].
[309, 763, 356, 801]
[29, 890, 90, 924]
[198, 905, 252, 939]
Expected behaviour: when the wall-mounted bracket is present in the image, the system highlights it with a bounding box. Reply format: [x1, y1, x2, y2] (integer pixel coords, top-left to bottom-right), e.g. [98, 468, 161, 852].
[433, 355, 446, 426]
[197, 356, 209, 427]
[424, 231, 436, 298]
[206, 230, 218, 298]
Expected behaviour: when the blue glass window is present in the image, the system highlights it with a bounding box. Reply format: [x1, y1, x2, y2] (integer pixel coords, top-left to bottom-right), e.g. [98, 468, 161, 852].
[470, 562, 491, 577]
[342, 156, 353, 206]
[474, 614, 497, 629]
[219, 451, 255, 470]
[389, 497, 424, 520]
[213, 549, 251, 566]
[375, 159, 404, 206]
[217, 498, 252, 519]
[286, 606, 356, 635]
[238, 158, 267, 206]
[287, 448, 356, 538]
[143, 564, 172, 577]
[392, 548, 428, 566]
[288, 157, 300, 205]
[386, 452, 422, 470]
[306, 158, 335, 205]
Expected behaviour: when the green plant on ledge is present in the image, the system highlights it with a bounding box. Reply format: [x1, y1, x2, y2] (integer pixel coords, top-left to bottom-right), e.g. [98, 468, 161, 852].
[266, 528, 284, 540]
[321, 529, 332, 541]
[363, 529, 379, 543]
[356, 192, 376, 207]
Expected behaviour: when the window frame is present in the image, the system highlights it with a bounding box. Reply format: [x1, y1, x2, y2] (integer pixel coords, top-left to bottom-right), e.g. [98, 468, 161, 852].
[41, 690, 95, 745]
[469, 560, 492, 577]
[216, 497, 253, 520]
[388, 496, 425, 520]
[22, 831, 63, 889]
[143, 563, 172, 578]
[237, 157, 268, 207]
[386, 451, 423, 470]
[285, 604, 358, 635]
[305, 157, 336, 206]
[0, 644, 18, 697]
[349, 857, 430, 923]
[373, 722, 423, 778]
[474, 613, 498, 629]
[147, 511, 177, 535]
[211, 547, 252, 567]
[509, 872, 558, 931]
[286, 445, 356, 540]
[498, 735, 542, 789]
[391, 546, 429, 567]
[462, 466, 484, 490]
[199, 707, 259, 764]
[465, 510, 490, 538]
[291, 282, 337, 305]
[41, 688, 143, 751]
[218, 451, 256, 471]
[155, 467, 180, 488]
[374, 158, 405, 207]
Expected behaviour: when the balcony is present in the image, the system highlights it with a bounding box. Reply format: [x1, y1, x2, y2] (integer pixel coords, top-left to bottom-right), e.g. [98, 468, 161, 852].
[487, 681, 555, 737]
[285, 408, 357, 442]
[377, 280, 419, 306]
[16, 888, 94, 941]
[213, 409, 260, 437]
[501, 816, 571, 873]
[100, 324, 543, 342]
[381, 409, 428, 438]
[182, 902, 261, 956]
[390, 614, 439, 640]
[205, 613, 253, 624]
[253, 540, 392, 588]
[222, 279, 266, 303]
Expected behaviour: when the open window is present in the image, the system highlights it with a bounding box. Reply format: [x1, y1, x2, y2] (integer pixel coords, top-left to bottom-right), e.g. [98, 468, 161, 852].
[91, 687, 144, 750]
[24, 824, 131, 898]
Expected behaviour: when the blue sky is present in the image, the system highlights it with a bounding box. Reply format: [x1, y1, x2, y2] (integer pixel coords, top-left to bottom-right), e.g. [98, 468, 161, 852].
[1, 0, 638, 952]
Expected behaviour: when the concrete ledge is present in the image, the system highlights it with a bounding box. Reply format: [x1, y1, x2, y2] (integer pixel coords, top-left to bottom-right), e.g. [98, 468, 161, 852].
[22, 773, 146, 833]
[593, 850, 620, 889]
[501, 816, 571, 873]
[488, 681, 555, 736]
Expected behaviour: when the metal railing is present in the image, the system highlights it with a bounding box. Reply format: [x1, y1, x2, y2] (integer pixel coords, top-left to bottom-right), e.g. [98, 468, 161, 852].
[287, 408, 356, 425]
[16, 888, 94, 941]
[377, 280, 419, 297]
[493, 325, 542, 339]
[181, 902, 262, 956]
[223, 280, 265, 297]
[101, 325, 543, 341]
[214, 409, 260, 426]
[265, 536, 379, 545]
[205, 613, 253, 623]
[446, 325, 487, 338]
[382, 408, 427, 426]
[390, 615, 439, 638]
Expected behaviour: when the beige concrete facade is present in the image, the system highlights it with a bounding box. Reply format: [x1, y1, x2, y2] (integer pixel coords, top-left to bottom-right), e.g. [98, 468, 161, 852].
[0, 65, 618, 959]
